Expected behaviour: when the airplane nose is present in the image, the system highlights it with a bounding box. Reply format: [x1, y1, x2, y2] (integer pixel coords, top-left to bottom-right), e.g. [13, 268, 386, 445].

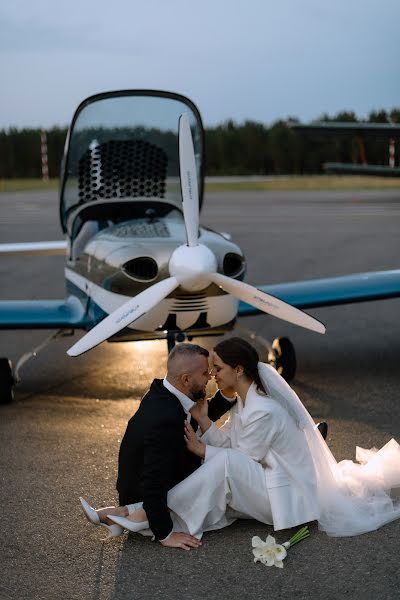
[169, 244, 217, 292]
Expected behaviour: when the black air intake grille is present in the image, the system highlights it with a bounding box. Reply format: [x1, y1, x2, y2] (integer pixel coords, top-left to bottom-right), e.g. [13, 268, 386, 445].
[78, 140, 167, 202]
[113, 221, 170, 238]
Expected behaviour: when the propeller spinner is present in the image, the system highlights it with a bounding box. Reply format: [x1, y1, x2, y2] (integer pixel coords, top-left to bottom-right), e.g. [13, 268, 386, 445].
[67, 113, 325, 357]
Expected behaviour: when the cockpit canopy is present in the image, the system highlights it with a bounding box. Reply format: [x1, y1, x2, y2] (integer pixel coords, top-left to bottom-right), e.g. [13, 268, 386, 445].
[59, 90, 204, 233]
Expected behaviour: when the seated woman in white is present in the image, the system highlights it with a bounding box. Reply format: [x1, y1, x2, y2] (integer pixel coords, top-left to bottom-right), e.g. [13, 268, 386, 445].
[164, 337, 320, 536]
[88, 337, 400, 544]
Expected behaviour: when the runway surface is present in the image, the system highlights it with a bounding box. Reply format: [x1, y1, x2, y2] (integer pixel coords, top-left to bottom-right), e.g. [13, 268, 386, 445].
[1, 188, 400, 600]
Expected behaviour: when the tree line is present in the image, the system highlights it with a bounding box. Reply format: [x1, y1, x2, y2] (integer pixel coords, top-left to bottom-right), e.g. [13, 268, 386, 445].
[1, 109, 399, 179]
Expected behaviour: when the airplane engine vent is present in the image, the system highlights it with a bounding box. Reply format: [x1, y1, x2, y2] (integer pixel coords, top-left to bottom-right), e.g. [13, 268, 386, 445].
[171, 292, 208, 312]
[113, 221, 170, 238]
[78, 140, 168, 202]
[123, 257, 158, 281]
[223, 253, 245, 278]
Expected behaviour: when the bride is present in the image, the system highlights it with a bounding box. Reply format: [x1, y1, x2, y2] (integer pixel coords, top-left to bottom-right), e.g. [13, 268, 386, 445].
[84, 337, 400, 542]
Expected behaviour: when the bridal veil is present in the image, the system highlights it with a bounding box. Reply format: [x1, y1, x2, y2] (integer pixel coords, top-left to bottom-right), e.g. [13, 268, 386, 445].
[257, 362, 400, 536]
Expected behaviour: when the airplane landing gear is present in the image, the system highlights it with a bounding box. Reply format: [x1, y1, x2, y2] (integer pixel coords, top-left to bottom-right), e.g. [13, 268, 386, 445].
[268, 337, 297, 382]
[234, 327, 297, 382]
[167, 331, 186, 352]
[0, 358, 15, 405]
[0, 330, 73, 404]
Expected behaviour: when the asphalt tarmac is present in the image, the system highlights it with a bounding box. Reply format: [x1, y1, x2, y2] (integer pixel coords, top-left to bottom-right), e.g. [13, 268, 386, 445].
[1, 188, 400, 600]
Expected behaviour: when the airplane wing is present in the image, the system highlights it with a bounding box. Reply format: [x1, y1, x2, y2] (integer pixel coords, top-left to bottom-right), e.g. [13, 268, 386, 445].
[0, 241, 68, 256]
[0, 297, 91, 329]
[2, 243, 399, 328]
[0, 241, 89, 329]
[3, 270, 398, 329]
[238, 270, 400, 316]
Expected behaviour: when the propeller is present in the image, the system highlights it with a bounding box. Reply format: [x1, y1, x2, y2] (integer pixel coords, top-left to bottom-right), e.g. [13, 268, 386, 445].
[67, 277, 179, 356]
[209, 272, 325, 334]
[179, 113, 199, 247]
[68, 112, 325, 357]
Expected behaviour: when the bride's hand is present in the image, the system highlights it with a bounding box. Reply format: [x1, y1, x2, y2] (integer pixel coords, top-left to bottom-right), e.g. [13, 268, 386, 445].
[189, 398, 208, 423]
[184, 422, 205, 458]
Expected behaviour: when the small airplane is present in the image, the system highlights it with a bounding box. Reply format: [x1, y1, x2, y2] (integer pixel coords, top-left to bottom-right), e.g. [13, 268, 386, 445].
[292, 121, 400, 177]
[1, 90, 400, 404]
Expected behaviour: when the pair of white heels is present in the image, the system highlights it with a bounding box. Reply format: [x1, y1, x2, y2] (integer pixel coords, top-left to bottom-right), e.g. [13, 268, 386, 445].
[79, 497, 149, 539]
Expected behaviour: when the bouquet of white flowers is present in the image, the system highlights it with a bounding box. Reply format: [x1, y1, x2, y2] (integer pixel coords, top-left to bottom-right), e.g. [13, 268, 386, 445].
[252, 526, 310, 568]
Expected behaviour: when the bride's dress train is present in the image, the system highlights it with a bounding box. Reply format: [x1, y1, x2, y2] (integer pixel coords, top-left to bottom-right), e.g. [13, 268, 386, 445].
[317, 437, 400, 536]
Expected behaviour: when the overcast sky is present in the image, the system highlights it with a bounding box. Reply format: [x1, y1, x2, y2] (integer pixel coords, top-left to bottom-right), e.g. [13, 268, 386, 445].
[1, 0, 399, 129]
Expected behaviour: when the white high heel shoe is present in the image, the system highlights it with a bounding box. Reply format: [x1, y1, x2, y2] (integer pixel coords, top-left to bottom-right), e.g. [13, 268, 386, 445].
[107, 513, 149, 533]
[79, 497, 124, 539]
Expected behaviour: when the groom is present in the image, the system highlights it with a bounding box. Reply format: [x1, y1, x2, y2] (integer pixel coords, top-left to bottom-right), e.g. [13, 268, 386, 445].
[116, 343, 235, 549]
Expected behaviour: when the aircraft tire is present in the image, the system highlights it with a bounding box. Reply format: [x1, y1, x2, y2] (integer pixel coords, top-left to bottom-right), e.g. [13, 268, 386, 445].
[270, 337, 296, 382]
[0, 358, 15, 404]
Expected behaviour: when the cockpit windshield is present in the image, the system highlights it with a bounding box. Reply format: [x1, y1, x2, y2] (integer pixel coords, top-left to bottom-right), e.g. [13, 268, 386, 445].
[59, 91, 204, 232]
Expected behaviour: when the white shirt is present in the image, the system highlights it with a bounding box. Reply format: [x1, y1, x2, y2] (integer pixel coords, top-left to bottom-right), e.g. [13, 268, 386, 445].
[163, 377, 194, 422]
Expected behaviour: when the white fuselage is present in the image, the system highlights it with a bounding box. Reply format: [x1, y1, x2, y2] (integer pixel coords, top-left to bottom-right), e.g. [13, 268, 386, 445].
[65, 217, 245, 335]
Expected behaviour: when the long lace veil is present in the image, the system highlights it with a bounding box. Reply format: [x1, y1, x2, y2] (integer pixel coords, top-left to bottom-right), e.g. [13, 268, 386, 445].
[257, 362, 400, 536]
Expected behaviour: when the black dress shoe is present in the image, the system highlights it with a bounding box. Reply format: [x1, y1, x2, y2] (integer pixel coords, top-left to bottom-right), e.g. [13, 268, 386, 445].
[316, 422, 328, 440]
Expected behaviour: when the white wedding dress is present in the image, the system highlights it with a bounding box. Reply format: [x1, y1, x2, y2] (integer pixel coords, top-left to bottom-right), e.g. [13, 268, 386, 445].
[166, 364, 400, 538]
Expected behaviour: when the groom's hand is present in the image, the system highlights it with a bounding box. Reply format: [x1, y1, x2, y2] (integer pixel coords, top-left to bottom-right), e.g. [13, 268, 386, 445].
[160, 532, 202, 550]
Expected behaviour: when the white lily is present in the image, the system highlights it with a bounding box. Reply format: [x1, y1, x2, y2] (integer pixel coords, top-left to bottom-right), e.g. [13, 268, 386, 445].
[252, 535, 287, 568]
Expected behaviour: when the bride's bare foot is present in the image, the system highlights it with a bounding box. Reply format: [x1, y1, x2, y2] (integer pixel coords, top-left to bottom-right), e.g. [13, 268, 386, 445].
[126, 507, 148, 523]
[97, 505, 129, 525]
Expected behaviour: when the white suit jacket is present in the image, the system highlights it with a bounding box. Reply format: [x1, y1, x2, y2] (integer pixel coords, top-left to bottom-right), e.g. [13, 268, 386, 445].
[201, 382, 320, 530]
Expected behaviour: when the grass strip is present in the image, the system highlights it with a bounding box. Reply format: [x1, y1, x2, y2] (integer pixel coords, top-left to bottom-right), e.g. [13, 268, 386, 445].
[205, 175, 400, 192]
[1, 175, 400, 195]
[0, 179, 59, 193]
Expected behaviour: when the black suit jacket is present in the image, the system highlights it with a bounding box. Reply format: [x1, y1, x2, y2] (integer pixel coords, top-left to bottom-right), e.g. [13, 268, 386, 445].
[116, 379, 234, 540]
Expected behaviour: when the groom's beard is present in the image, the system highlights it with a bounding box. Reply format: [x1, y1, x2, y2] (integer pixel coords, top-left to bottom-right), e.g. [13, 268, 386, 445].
[190, 386, 206, 401]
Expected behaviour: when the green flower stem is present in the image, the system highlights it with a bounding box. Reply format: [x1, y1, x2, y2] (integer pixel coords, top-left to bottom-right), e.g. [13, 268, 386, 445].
[287, 526, 310, 547]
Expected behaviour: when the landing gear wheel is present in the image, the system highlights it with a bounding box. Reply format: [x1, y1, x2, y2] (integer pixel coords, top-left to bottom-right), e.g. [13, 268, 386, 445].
[0, 358, 15, 404]
[268, 337, 296, 382]
[167, 332, 186, 353]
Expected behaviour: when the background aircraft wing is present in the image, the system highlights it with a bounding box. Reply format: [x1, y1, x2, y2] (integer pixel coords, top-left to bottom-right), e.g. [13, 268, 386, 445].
[323, 163, 400, 177]
[291, 122, 400, 137]
[238, 270, 400, 316]
[0, 297, 91, 329]
[291, 122, 400, 177]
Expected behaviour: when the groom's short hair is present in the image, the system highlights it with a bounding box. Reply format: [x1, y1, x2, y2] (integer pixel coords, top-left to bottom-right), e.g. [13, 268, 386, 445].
[167, 343, 209, 378]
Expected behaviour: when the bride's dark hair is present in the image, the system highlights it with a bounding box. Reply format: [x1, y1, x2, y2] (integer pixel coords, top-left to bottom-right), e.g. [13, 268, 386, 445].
[213, 337, 267, 394]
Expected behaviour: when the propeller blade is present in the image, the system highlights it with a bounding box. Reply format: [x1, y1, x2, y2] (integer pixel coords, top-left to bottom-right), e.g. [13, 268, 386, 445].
[179, 113, 199, 247]
[209, 272, 326, 334]
[67, 276, 179, 356]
